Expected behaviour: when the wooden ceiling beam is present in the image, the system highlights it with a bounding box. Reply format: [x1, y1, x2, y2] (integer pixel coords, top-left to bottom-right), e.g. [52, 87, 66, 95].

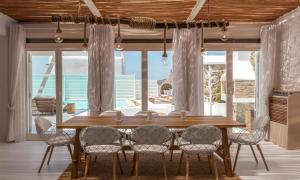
[82, 0, 101, 17]
[187, 0, 206, 22]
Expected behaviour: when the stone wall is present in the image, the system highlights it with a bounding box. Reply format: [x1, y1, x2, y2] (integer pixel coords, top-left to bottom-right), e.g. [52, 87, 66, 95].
[234, 80, 255, 98]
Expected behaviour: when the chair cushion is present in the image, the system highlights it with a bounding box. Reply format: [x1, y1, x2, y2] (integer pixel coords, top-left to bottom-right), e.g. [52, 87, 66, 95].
[47, 135, 72, 146]
[180, 144, 217, 155]
[85, 145, 122, 154]
[132, 144, 168, 153]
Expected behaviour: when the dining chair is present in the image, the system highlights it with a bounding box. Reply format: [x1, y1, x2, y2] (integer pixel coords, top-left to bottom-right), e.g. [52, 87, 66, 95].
[130, 124, 172, 180]
[35, 117, 73, 173]
[134, 110, 159, 117]
[229, 116, 270, 172]
[99, 110, 128, 161]
[80, 126, 123, 180]
[176, 124, 221, 180]
[168, 110, 190, 161]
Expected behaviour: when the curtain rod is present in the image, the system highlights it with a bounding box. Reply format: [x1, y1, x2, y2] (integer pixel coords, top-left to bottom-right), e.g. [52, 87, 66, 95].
[51, 16, 229, 29]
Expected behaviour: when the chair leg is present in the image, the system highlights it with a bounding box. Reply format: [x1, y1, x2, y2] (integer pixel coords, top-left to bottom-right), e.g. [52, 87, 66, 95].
[47, 146, 54, 165]
[112, 154, 117, 180]
[177, 151, 184, 175]
[233, 143, 241, 172]
[170, 134, 175, 161]
[116, 153, 123, 174]
[256, 144, 269, 171]
[122, 149, 127, 162]
[197, 154, 201, 161]
[212, 154, 219, 180]
[67, 144, 73, 158]
[185, 154, 190, 180]
[208, 155, 213, 174]
[38, 145, 51, 173]
[84, 155, 91, 178]
[249, 145, 258, 164]
[161, 153, 167, 180]
[131, 152, 136, 175]
[135, 153, 139, 180]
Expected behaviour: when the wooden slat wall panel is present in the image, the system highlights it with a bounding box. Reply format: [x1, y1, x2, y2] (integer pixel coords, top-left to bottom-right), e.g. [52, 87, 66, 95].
[0, 0, 299, 22]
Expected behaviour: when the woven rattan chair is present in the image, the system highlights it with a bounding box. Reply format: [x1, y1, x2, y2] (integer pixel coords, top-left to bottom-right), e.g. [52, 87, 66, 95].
[99, 110, 128, 161]
[130, 125, 172, 180]
[80, 126, 123, 179]
[176, 124, 222, 180]
[35, 117, 73, 173]
[229, 116, 270, 172]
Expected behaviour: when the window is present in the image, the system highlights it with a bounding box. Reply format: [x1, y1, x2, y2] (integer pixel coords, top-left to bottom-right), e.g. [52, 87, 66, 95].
[62, 51, 88, 121]
[114, 51, 142, 115]
[147, 51, 174, 114]
[28, 51, 56, 134]
[232, 51, 258, 124]
[203, 51, 227, 116]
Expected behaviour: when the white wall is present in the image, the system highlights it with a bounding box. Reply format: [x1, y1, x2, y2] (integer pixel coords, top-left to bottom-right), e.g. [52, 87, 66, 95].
[0, 13, 15, 142]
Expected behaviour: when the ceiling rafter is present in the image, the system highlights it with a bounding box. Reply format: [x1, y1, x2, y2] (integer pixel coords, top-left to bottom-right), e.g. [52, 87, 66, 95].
[186, 0, 207, 22]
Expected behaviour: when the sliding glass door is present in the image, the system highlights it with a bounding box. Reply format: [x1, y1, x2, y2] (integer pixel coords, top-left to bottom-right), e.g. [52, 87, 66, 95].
[27, 51, 56, 134]
[232, 51, 259, 124]
[62, 51, 88, 121]
[203, 51, 227, 116]
[147, 51, 174, 115]
[114, 51, 142, 115]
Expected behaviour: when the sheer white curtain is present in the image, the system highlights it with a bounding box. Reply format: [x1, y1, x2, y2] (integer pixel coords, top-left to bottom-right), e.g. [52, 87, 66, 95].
[257, 7, 300, 118]
[88, 24, 115, 116]
[7, 24, 26, 142]
[172, 28, 204, 115]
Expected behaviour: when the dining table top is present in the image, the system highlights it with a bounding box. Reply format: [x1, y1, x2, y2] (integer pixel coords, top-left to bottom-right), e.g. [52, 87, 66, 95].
[57, 115, 245, 129]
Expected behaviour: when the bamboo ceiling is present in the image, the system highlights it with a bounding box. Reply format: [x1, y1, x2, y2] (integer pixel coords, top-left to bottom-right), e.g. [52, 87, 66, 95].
[0, 0, 299, 22]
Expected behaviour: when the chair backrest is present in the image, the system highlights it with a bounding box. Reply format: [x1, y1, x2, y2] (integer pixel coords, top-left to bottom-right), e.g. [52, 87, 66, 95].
[34, 97, 56, 113]
[131, 125, 171, 145]
[80, 126, 121, 146]
[252, 116, 270, 131]
[182, 124, 221, 144]
[134, 110, 159, 117]
[35, 117, 52, 135]
[168, 110, 190, 116]
[99, 110, 124, 117]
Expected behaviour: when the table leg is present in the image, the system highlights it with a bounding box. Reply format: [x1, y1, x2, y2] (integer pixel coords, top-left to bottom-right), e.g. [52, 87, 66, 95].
[221, 128, 235, 178]
[71, 129, 81, 179]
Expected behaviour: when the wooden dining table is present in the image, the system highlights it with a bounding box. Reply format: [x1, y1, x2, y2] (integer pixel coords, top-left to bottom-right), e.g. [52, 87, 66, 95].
[57, 115, 245, 179]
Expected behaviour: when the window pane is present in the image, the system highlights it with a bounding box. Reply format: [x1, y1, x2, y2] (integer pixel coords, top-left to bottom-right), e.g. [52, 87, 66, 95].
[62, 51, 88, 121]
[148, 51, 174, 115]
[204, 51, 227, 116]
[115, 51, 142, 115]
[29, 51, 56, 134]
[233, 51, 258, 124]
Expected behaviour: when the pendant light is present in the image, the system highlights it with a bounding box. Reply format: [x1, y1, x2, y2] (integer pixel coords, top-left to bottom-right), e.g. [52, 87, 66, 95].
[54, 20, 63, 43]
[161, 22, 168, 66]
[200, 21, 206, 56]
[82, 21, 88, 53]
[220, 21, 228, 42]
[116, 18, 124, 51]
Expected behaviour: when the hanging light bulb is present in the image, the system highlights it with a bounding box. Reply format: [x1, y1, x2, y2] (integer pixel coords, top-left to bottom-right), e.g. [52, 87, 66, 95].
[82, 21, 88, 53]
[220, 21, 229, 42]
[115, 18, 124, 51]
[161, 26, 168, 66]
[200, 21, 207, 56]
[54, 21, 63, 43]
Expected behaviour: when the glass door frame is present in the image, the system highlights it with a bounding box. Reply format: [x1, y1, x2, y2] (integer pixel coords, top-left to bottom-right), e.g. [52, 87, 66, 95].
[26, 44, 85, 139]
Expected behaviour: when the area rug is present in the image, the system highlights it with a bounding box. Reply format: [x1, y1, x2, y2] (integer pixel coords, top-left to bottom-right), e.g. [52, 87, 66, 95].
[59, 151, 238, 180]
